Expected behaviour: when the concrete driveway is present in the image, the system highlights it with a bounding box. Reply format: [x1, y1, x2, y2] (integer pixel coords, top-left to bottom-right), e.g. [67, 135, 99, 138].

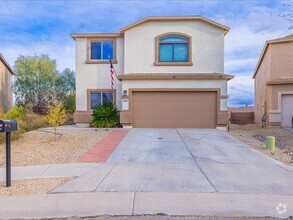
[53, 128, 293, 195]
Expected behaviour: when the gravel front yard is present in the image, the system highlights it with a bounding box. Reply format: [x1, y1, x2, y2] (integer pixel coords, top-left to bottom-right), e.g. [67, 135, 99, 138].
[229, 124, 293, 165]
[0, 129, 110, 167]
[0, 178, 72, 196]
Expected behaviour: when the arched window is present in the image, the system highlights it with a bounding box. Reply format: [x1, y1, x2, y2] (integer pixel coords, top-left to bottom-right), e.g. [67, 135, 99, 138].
[159, 35, 189, 62]
[155, 33, 192, 65]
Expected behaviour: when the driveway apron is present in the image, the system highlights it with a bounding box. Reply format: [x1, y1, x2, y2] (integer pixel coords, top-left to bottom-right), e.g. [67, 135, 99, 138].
[53, 128, 293, 195]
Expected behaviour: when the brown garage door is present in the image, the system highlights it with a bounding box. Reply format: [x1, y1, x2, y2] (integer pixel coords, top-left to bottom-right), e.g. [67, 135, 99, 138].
[132, 91, 217, 128]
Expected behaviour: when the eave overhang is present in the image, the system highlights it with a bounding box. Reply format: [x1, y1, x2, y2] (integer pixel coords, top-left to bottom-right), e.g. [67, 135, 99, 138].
[118, 73, 234, 81]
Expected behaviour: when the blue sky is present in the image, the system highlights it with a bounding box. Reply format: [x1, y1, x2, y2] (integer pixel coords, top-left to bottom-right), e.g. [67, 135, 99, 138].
[0, 0, 292, 106]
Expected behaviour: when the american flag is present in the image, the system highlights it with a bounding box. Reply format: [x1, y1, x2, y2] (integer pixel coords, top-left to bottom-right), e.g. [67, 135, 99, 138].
[109, 58, 115, 89]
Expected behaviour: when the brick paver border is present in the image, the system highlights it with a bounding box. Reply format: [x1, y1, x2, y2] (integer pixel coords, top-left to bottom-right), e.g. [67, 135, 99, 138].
[78, 130, 129, 163]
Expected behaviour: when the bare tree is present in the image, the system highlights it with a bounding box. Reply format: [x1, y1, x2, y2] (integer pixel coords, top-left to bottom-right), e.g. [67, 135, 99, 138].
[279, 3, 293, 30]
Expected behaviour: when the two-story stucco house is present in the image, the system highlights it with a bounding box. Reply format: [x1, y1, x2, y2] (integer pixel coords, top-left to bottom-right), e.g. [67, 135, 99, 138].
[72, 16, 234, 128]
[0, 53, 13, 112]
[253, 34, 293, 127]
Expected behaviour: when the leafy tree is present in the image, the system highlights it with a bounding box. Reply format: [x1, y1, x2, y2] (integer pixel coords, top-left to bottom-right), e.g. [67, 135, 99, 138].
[13, 55, 75, 113]
[46, 103, 67, 141]
[63, 93, 76, 114]
[91, 102, 119, 128]
[57, 68, 75, 93]
[53, 68, 76, 104]
[13, 55, 57, 110]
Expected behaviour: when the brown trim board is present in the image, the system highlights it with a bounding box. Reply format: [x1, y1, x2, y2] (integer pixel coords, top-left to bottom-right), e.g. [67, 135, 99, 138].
[73, 111, 92, 123]
[119, 16, 230, 35]
[118, 73, 234, 81]
[71, 33, 122, 39]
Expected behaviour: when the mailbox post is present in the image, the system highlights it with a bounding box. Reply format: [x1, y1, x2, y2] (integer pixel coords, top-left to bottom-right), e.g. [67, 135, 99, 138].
[0, 120, 18, 187]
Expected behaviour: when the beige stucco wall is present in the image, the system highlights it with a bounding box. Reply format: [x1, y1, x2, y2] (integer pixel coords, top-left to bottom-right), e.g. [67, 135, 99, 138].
[270, 41, 293, 80]
[270, 84, 293, 110]
[121, 79, 228, 111]
[123, 20, 225, 74]
[254, 46, 271, 124]
[0, 61, 13, 112]
[75, 38, 123, 111]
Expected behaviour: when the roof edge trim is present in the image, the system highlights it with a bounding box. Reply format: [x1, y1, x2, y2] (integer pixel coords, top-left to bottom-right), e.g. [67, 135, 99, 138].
[0, 54, 14, 75]
[252, 36, 293, 79]
[71, 33, 122, 39]
[119, 16, 230, 35]
[117, 73, 234, 81]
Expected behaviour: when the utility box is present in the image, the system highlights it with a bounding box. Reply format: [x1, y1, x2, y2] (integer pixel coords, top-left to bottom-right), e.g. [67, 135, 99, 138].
[0, 120, 18, 132]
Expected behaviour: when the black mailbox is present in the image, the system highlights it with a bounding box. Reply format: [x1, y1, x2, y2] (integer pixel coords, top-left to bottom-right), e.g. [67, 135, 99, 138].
[0, 120, 17, 187]
[0, 120, 18, 132]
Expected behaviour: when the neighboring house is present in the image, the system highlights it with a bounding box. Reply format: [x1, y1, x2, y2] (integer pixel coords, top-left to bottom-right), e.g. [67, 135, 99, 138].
[253, 34, 293, 127]
[72, 16, 234, 128]
[0, 53, 13, 112]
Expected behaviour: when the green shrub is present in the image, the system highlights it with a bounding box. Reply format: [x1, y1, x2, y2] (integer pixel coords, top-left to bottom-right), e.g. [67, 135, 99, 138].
[0, 107, 5, 119]
[91, 102, 119, 128]
[0, 109, 48, 144]
[4, 106, 25, 119]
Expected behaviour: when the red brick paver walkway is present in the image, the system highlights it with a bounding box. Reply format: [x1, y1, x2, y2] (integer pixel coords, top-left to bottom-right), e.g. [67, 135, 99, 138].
[78, 130, 129, 163]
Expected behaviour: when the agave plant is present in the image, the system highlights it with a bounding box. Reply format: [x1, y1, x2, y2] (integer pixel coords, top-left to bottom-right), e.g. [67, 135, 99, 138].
[91, 102, 119, 128]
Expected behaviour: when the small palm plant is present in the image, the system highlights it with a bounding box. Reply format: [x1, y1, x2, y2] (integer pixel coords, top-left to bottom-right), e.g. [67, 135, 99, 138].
[91, 102, 119, 128]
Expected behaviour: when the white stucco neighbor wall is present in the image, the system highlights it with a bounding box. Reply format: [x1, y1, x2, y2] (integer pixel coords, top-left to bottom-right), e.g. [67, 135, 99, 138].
[75, 38, 124, 111]
[122, 79, 228, 110]
[124, 20, 225, 74]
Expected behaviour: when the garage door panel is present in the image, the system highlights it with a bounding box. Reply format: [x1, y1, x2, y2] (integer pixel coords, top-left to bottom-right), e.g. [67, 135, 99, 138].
[132, 91, 217, 128]
[281, 95, 293, 127]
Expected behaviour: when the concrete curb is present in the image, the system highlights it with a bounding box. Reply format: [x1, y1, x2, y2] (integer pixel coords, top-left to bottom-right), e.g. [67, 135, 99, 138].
[0, 192, 292, 219]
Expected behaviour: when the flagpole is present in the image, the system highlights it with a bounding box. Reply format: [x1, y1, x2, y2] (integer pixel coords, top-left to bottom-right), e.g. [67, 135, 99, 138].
[108, 55, 118, 77]
[109, 56, 115, 89]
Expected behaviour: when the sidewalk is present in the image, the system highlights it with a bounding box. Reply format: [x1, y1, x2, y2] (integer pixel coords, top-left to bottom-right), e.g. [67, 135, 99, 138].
[1, 162, 292, 219]
[284, 126, 293, 133]
[0, 163, 100, 181]
[0, 192, 292, 219]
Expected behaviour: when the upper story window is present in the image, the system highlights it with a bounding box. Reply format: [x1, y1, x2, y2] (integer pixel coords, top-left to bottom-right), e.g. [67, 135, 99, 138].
[154, 33, 192, 66]
[159, 36, 188, 62]
[91, 41, 113, 60]
[87, 39, 117, 64]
